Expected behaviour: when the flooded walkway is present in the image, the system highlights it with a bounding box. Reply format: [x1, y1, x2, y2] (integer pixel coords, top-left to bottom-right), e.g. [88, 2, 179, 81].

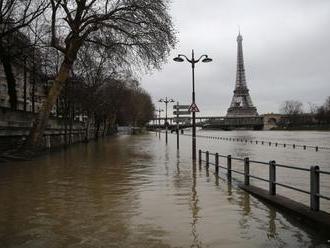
[0, 133, 329, 247]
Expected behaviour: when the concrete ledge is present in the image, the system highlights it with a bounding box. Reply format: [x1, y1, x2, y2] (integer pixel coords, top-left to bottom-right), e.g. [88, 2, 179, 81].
[239, 184, 330, 229]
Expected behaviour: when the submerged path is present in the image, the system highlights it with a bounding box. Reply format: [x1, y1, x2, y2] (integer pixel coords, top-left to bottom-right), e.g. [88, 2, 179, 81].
[0, 133, 329, 247]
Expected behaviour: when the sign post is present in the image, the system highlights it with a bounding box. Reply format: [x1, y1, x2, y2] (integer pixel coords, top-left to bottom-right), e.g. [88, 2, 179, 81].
[176, 102, 179, 150]
[173, 104, 191, 150]
[188, 102, 200, 160]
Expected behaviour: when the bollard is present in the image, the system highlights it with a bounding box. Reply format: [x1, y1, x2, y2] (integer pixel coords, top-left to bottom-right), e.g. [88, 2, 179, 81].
[206, 151, 209, 168]
[262, 141, 264, 145]
[310, 166, 320, 211]
[293, 144, 295, 149]
[269, 142, 271, 146]
[198, 150, 202, 164]
[315, 146, 318, 152]
[227, 155, 232, 182]
[269, 160, 276, 195]
[284, 143, 286, 148]
[244, 157, 250, 186]
[303, 145, 306, 150]
[275, 142, 278, 147]
[181, 129, 184, 134]
[215, 153, 219, 175]
[256, 141, 258, 144]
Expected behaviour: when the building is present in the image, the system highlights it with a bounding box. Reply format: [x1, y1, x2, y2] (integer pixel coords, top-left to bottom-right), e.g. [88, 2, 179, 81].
[0, 30, 48, 113]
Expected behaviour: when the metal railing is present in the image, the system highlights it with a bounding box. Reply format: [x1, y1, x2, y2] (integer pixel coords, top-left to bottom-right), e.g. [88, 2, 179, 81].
[198, 149, 330, 212]
[177, 132, 329, 152]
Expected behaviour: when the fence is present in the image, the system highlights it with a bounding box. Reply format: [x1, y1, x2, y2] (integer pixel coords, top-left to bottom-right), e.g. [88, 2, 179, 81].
[176, 132, 330, 152]
[199, 149, 330, 212]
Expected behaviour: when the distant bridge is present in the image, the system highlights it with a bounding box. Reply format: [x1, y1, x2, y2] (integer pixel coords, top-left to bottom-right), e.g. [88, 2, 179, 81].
[147, 116, 266, 130]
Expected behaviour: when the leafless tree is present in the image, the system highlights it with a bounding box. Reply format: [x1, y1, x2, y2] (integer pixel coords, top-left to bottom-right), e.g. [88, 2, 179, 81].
[23, 0, 176, 151]
[315, 96, 330, 124]
[280, 100, 304, 115]
[0, 0, 48, 109]
[280, 100, 304, 126]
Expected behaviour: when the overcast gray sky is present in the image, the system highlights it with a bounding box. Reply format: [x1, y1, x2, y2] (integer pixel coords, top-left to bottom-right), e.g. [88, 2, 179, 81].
[140, 0, 330, 117]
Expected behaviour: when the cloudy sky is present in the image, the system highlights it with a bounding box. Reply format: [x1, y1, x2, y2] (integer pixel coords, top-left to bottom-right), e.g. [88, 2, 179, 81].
[140, 0, 330, 117]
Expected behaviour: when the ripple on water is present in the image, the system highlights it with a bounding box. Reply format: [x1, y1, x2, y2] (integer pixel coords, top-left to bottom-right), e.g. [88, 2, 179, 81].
[0, 133, 329, 247]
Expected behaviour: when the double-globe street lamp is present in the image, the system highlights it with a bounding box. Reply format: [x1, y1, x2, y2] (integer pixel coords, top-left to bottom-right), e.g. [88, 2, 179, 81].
[159, 97, 175, 144]
[173, 50, 212, 160]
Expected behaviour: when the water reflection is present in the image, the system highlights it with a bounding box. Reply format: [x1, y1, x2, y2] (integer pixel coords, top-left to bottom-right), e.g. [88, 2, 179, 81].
[191, 161, 202, 248]
[0, 134, 329, 247]
[267, 208, 277, 239]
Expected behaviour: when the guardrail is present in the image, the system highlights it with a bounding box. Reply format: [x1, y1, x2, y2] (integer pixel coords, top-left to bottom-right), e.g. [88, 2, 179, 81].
[198, 149, 330, 212]
[178, 132, 329, 152]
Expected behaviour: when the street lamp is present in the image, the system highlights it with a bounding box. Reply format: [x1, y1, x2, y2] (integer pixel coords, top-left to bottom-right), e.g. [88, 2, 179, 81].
[173, 50, 212, 160]
[159, 97, 175, 144]
[155, 108, 164, 138]
[155, 108, 164, 127]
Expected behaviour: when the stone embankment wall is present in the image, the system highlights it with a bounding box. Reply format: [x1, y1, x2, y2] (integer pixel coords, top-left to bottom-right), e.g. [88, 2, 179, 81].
[0, 107, 108, 153]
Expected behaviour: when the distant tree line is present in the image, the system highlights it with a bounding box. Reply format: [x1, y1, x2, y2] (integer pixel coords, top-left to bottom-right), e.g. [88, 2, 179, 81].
[0, 0, 176, 152]
[279, 96, 330, 128]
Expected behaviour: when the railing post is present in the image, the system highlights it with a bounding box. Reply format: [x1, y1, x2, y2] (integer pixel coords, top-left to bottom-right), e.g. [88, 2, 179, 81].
[269, 160, 276, 195]
[244, 157, 250, 186]
[198, 149, 202, 164]
[227, 155, 232, 182]
[315, 146, 318, 152]
[310, 166, 320, 211]
[215, 153, 219, 175]
[206, 151, 209, 168]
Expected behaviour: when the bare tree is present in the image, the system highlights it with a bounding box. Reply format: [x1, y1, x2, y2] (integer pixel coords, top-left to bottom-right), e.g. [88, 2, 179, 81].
[0, 0, 48, 109]
[324, 96, 330, 111]
[23, 0, 176, 151]
[280, 100, 304, 126]
[280, 100, 303, 115]
[315, 96, 330, 124]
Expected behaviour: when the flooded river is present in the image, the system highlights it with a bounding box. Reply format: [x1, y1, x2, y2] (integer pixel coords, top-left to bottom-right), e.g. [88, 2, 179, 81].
[0, 130, 329, 247]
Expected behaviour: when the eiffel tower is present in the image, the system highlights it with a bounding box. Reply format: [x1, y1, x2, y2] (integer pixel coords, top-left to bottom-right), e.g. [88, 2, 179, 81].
[226, 32, 258, 117]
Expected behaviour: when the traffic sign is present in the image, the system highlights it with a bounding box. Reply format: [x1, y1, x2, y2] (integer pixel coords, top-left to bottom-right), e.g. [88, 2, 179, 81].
[173, 105, 190, 110]
[173, 111, 191, 115]
[188, 103, 200, 112]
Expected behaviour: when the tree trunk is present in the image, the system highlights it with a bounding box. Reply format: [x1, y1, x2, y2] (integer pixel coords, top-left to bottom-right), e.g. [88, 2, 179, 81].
[21, 36, 82, 153]
[84, 113, 90, 142]
[24, 60, 72, 151]
[95, 120, 100, 140]
[103, 118, 107, 137]
[0, 41, 18, 110]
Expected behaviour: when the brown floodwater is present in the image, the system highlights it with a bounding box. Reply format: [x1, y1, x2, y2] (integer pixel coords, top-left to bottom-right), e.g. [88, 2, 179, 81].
[0, 131, 329, 247]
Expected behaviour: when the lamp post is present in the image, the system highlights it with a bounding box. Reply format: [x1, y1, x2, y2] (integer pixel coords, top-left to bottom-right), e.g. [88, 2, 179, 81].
[155, 108, 164, 136]
[159, 97, 175, 144]
[173, 50, 212, 160]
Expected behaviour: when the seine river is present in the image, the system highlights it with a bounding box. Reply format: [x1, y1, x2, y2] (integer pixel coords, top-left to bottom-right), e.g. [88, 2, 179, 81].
[0, 130, 329, 247]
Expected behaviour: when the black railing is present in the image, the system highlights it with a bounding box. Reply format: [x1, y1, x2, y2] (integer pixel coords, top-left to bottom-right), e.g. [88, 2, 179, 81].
[178, 132, 329, 152]
[199, 149, 330, 212]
